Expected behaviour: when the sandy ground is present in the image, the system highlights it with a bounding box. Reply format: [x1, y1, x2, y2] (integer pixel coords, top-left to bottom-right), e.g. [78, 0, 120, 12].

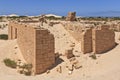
[0, 22, 120, 80]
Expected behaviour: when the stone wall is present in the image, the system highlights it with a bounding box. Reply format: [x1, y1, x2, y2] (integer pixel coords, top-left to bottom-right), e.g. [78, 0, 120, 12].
[8, 23, 18, 40]
[92, 25, 115, 53]
[110, 24, 120, 32]
[8, 22, 55, 74]
[81, 25, 115, 54]
[81, 28, 92, 53]
[66, 12, 76, 21]
[35, 29, 55, 74]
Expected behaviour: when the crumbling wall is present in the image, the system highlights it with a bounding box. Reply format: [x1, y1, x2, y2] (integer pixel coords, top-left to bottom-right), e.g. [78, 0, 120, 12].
[81, 28, 92, 53]
[63, 22, 83, 41]
[110, 24, 120, 32]
[8, 23, 18, 40]
[8, 22, 55, 74]
[81, 25, 115, 54]
[35, 29, 55, 74]
[66, 12, 76, 21]
[93, 25, 115, 53]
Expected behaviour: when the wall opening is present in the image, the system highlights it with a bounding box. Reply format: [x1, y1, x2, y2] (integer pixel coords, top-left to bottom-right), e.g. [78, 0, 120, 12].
[15, 28, 17, 39]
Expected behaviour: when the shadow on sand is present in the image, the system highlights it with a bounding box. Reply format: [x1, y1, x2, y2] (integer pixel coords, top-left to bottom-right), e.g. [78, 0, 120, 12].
[49, 57, 64, 70]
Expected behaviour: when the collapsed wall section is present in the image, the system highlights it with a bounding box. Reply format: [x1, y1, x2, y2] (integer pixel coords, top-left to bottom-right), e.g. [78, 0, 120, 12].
[63, 22, 83, 42]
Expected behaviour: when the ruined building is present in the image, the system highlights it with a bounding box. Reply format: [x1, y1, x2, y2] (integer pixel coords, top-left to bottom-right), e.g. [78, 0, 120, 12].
[81, 25, 116, 54]
[8, 13, 116, 75]
[8, 22, 55, 74]
[66, 12, 76, 21]
[63, 22, 116, 54]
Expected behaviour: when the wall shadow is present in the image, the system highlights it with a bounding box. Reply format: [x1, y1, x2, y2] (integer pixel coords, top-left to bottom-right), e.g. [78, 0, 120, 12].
[48, 57, 64, 70]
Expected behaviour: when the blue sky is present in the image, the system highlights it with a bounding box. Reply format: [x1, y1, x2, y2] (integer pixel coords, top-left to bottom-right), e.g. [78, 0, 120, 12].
[0, 0, 120, 16]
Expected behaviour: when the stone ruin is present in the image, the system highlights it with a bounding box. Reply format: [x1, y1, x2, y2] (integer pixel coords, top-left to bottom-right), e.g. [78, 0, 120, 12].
[66, 12, 76, 21]
[80, 25, 116, 54]
[8, 13, 116, 75]
[63, 22, 116, 54]
[8, 22, 55, 74]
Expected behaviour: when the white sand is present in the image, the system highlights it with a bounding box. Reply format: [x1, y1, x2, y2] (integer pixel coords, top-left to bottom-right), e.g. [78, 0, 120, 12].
[0, 22, 120, 80]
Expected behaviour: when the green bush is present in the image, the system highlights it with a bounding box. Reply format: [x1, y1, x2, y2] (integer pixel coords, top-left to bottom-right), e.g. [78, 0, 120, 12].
[3, 58, 17, 68]
[0, 34, 8, 40]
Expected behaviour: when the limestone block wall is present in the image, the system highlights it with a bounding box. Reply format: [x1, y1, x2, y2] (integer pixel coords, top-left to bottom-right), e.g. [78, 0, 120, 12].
[8, 22, 55, 74]
[93, 26, 115, 54]
[81, 25, 115, 54]
[35, 29, 55, 74]
[81, 28, 92, 53]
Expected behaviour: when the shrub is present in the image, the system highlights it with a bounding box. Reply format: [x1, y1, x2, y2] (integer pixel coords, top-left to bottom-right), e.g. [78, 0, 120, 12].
[24, 71, 32, 76]
[0, 34, 8, 40]
[18, 63, 32, 76]
[3, 58, 17, 68]
[90, 54, 97, 60]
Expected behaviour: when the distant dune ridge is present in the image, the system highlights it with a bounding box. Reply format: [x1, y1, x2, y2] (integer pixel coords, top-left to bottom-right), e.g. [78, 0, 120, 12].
[1, 11, 120, 17]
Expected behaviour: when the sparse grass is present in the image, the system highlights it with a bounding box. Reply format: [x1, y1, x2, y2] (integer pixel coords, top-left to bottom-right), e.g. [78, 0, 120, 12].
[3, 58, 17, 68]
[24, 71, 32, 76]
[0, 34, 8, 40]
[19, 63, 32, 76]
[90, 54, 97, 60]
[118, 36, 120, 41]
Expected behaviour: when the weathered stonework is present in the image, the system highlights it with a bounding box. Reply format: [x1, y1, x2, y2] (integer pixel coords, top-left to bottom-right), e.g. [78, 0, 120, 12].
[81, 25, 115, 54]
[8, 22, 55, 74]
[62, 22, 115, 54]
[81, 28, 92, 53]
[63, 22, 83, 42]
[66, 12, 76, 21]
[92, 25, 115, 53]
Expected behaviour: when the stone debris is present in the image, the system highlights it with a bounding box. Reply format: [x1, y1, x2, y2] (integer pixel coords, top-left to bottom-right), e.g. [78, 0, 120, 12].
[65, 49, 74, 59]
[55, 52, 60, 60]
[68, 70, 73, 75]
[56, 66, 62, 73]
[46, 70, 50, 74]
[68, 64, 74, 71]
[39, 15, 47, 26]
[74, 63, 82, 69]
[70, 43, 75, 47]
